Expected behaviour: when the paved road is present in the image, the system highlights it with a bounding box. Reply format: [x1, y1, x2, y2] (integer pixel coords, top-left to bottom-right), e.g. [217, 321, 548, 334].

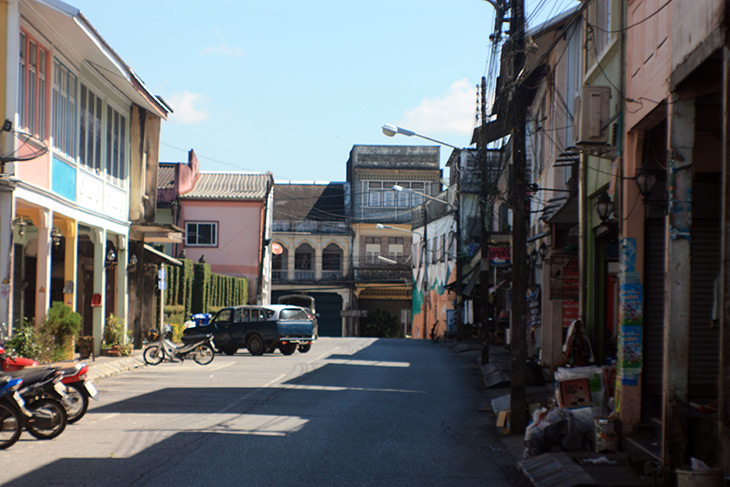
[1, 337, 527, 487]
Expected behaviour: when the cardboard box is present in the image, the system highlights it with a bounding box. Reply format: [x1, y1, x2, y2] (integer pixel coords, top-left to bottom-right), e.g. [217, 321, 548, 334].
[496, 410, 511, 435]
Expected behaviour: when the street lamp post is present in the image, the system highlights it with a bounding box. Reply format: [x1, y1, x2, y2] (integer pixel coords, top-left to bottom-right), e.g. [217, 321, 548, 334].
[382, 124, 462, 150]
[383, 125, 465, 341]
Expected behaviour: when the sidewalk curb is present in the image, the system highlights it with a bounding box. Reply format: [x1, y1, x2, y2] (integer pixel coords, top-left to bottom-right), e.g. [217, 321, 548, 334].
[85, 353, 146, 382]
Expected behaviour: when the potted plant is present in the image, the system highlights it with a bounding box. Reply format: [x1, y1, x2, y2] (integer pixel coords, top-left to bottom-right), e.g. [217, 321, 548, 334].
[41, 301, 82, 361]
[102, 314, 125, 357]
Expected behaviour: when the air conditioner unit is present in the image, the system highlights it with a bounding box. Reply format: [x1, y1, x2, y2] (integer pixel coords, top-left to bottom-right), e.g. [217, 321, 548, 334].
[575, 85, 610, 145]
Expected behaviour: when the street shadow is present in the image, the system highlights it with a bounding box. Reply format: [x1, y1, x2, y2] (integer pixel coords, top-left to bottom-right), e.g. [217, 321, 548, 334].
[4, 339, 494, 487]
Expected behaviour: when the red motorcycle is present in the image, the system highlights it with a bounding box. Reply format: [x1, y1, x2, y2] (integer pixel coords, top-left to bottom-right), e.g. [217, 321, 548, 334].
[0, 344, 97, 424]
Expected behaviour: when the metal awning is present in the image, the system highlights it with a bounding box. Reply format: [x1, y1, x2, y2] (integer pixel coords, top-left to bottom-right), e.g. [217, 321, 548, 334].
[144, 244, 182, 266]
[545, 196, 578, 224]
[130, 222, 184, 243]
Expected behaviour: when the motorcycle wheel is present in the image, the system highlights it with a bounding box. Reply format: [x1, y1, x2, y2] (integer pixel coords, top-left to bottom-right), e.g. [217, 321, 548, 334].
[26, 398, 67, 440]
[279, 343, 297, 356]
[64, 382, 89, 424]
[0, 401, 23, 449]
[193, 344, 215, 365]
[298, 343, 312, 353]
[143, 345, 164, 365]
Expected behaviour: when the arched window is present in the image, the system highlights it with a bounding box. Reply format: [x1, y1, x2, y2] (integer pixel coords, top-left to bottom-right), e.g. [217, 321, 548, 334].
[322, 243, 342, 279]
[295, 243, 315, 280]
[272, 245, 288, 280]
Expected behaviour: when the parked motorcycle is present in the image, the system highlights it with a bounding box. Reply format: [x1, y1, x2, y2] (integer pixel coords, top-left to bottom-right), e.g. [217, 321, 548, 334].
[143, 325, 215, 366]
[5, 366, 68, 439]
[0, 343, 97, 424]
[0, 375, 27, 449]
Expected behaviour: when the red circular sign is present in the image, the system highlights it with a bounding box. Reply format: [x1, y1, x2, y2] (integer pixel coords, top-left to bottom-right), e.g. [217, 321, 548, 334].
[271, 242, 283, 255]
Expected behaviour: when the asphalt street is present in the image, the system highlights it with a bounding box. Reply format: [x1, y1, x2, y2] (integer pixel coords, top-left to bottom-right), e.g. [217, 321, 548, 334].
[1, 337, 529, 487]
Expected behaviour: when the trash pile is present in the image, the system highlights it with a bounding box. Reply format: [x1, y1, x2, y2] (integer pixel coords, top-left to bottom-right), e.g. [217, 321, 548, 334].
[523, 319, 618, 459]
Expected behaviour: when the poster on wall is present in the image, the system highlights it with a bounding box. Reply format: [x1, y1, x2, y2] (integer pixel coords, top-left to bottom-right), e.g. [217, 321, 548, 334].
[527, 285, 541, 327]
[562, 299, 579, 328]
[619, 237, 643, 385]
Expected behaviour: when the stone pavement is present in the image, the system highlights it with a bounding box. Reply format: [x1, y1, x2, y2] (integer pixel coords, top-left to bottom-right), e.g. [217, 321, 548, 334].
[446, 339, 655, 487]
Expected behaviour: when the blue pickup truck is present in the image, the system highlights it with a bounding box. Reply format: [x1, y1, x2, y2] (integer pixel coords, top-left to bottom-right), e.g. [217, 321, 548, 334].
[182, 304, 315, 356]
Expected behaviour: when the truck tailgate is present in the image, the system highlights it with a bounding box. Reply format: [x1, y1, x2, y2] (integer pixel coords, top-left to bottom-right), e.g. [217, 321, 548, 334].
[278, 321, 314, 338]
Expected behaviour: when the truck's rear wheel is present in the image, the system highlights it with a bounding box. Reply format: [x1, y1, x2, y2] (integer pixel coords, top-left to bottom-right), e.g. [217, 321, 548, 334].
[247, 335, 264, 356]
[279, 343, 297, 355]
[298, 343, 311, 353]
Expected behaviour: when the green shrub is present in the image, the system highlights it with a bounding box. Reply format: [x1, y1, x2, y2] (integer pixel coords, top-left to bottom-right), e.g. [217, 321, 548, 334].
[6, 318, 38, 358]
[361, 309, 401, 338]
[41, 302, 82, 361]
[103, 314, 125, 347]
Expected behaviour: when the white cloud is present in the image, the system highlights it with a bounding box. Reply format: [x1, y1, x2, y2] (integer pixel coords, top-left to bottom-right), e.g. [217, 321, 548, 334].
[167, 91, 210, 124]
[201, 43, 245, 57]
[400, 79, 477, 136]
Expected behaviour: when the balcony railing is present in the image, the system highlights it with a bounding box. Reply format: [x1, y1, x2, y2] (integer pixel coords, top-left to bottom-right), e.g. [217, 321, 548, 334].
[272, 270, 346, 283]
[294, 270, 315, 280]
[354, 265, 411, 282]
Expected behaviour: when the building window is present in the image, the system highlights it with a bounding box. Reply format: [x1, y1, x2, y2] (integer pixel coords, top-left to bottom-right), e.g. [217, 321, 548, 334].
[295, 244, 315, 280]
[79, 85, 103, 172]
[322, 244, 342, 271]
[365, 236, 380, 265]
[186, 222, 217, 246]
[295, 244, 314, 270]
[106, 106, 126, 184]
[19, 31, 48, 139]
[388, 237, 404, 263]
[364, 181, 429, 208]
[272, 247, 287, 270]
[272, 245, 288, 280]
[52, 58, 77, 158]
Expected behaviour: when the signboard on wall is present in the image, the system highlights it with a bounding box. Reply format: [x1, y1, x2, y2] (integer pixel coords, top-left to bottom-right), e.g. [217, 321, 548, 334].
[562, 299, 579, 328]
[527, 285, 541, 327]
[489, 247, 511, 267]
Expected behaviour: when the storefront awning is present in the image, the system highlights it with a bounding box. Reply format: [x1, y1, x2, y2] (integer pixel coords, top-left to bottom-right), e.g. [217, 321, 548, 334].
[130, 222, 184, 243]
[144, 244, 182, 266]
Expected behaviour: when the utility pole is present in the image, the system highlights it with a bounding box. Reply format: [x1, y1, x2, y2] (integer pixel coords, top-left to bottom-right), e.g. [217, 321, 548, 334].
[423, 202, 429, 339]
[454, 163, 464, 341]
[509, 0, 528, 435]
[479, 77, 491, 365]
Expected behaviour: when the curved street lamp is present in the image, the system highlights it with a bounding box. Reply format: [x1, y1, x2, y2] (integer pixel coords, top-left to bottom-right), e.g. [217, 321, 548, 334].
[381, 124, 462, 150]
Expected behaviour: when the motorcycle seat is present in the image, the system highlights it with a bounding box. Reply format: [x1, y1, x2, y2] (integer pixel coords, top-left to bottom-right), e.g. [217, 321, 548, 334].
[54, 362, 84, 376]
[4, 366, 57, 383]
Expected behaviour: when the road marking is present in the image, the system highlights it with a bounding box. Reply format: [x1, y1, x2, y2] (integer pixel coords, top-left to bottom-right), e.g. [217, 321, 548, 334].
[206, 362, 234, 372]
[93, 413, 120, 422]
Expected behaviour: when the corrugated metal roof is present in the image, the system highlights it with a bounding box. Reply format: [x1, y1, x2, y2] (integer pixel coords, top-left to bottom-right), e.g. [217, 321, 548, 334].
[157, 164, 176, 190]
[273, 183, 346, 221]
[181, 172, 271, 200]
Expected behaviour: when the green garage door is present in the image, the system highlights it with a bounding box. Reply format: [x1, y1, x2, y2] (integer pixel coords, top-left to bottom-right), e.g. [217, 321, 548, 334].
[272, 291, 343, 337]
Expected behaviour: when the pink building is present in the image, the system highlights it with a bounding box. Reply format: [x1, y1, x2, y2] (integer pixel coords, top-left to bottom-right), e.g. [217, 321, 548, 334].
[158, 151, 274, 304]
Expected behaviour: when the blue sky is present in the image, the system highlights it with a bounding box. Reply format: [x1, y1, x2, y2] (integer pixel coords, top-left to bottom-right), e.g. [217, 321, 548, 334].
[69, 0, 576, 182]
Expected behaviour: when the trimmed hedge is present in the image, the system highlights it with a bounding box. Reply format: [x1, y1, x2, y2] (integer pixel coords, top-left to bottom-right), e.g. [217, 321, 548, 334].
[164, 259, 248, 325]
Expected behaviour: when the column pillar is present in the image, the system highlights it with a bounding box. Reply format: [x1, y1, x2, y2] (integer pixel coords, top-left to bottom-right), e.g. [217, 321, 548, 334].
[116, 235, 129, 343]
[90, 228, 107, 356]
[34, 209, 52, 328]
[662, 96, 694, 469]
[0, 190, 13, 332]
[62, 220, 78, 310]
